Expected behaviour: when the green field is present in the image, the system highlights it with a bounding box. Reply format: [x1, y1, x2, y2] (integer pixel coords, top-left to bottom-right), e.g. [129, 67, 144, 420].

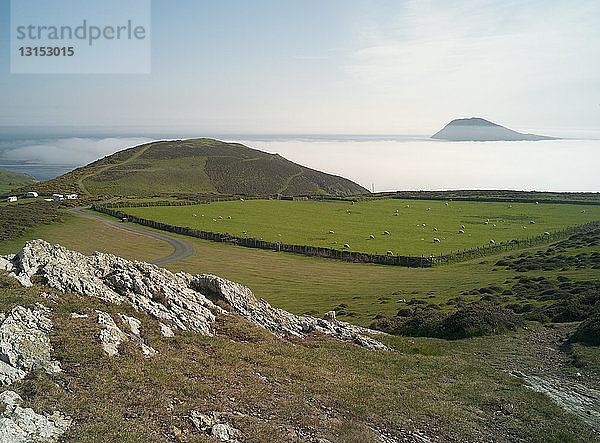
[121, 199, 600, 256]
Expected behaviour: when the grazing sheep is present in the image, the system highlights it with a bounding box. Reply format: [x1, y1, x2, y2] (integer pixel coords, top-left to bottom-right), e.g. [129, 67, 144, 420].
[240, 198, 244, 201]
[328, 230, 335, 234]
[421, 223, 426, 227]
[394, 213, 398, 216]
[535, 201, 539, 204]
[343, 243, 350, 248]
[543, 231, 550, 235]
[212, 219, 217, 222]
[492, 224, 496, 227]
[278, 234, 282, 236]
[427, 208, 431, 211]
[486, 218, 489, 222]
[386, 251, 393, 256]
[490, 239, 495, 244]
[369, 235, 375, 239]
[445, 202, 449, 206]
[218, 216, 223, 219]
[433, 227, 437, 231]
[582, 210, 586, 213]
[192, 214, 197, 217]
[523, 226, 527, 229]
[405, 205, 410, 208]
[323, 310, 336, 321]
[530, 220, 535, 224]
[458, 229, 465, 234]
[383, 230, 390, 235]
[395, 209, 399, 213]
[484, 221, 489, 225]
[461, 225, 465, 229]
[508, 205, 512, 208]
[243, 231, 247, 235]
[433, 238, 440, 243]
[227, 216, 232, 219]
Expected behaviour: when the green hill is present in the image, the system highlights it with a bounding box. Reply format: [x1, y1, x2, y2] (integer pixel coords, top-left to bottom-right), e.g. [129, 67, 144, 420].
[0, 168, 37, 194]
[26, 138, 368, 197]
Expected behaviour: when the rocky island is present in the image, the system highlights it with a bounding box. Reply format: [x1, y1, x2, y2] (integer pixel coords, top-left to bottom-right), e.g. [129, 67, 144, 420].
[432, 117, 557, 141]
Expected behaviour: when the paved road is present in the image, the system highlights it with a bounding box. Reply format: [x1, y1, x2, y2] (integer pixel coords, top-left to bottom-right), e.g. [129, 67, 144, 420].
[68, 207, 195, 265]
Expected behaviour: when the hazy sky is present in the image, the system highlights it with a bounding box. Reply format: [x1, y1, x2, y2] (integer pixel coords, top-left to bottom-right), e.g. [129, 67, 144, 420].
[1, 0, 599, 134]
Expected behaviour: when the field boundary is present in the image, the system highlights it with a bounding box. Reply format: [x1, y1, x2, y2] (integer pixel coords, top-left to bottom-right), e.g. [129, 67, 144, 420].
[91, 204, 600, 267]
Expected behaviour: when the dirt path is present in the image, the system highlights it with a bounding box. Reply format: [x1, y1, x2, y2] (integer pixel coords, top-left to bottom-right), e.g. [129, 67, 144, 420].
[68, 206, 195, 265]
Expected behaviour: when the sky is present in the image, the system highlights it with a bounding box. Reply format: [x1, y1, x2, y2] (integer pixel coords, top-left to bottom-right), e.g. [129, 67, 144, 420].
[1, 0, 599, 135]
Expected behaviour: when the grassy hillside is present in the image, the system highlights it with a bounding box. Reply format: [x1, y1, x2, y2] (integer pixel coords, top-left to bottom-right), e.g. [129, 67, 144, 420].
[0, 168, 37, 193]
[121, 198, 600, 256]
[22, 139, 368, 197]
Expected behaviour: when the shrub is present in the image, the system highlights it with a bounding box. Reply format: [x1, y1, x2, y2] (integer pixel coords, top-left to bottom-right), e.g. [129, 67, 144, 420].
[571, 312, 600, 346]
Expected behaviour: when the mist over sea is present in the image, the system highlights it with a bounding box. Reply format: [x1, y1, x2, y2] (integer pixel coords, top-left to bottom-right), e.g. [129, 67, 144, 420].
[0, 129, 598, 192]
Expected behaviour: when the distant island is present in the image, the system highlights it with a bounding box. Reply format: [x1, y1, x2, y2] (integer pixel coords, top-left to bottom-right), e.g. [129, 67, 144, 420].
[431, 117, 558, 141]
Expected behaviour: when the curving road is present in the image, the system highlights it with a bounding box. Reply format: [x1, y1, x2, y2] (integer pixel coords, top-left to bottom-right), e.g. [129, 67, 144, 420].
[68, 206, 195, 265]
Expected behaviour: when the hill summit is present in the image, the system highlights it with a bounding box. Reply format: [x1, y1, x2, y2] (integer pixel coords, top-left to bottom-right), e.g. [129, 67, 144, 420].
[431, 117, 557, 141]
[28, 138, 368, 197]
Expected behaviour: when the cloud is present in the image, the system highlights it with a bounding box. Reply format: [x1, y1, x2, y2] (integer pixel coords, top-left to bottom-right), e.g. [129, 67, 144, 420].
[0, 137, 153, 166]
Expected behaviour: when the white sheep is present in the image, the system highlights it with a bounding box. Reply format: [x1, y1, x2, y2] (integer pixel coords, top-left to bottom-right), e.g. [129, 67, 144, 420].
[543, 231, 550, 235]
[458, 229, 465, 234]
[530, 220, 535, 224]
[328, 230, 335, 234]
[394, 213, 398, 216]
[395, 209, 399, 213]
[492, 224, 496, 227]
[405, 205, 410, 208]
[383, 230, 390, 235]
[490, 239, 495, 244]
[218, 216, 223, 219]
[461, 225, 465, 229]
[192, 214, 197, 217]
[582, 210, 586, 213]
[445, 202, 449, 206]
[227, 216, 232, 219]
[433, 238, 440, 243]
[427, 208, 431, 211]
[343, 243, 350, 248]
[484, 221, 489, 225]
[421, 223, 426, 227]
[433, 227, 438, 231]
[508, 205, 512, 208]
[243, 231, 247, 235]
[369, 235, 375, 239]
[386, 251, 393, 255]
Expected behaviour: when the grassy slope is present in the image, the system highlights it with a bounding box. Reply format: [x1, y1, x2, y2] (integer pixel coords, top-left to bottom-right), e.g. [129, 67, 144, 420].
[0, 168, 37, 193]
[121, 199, 600, 256]
[0, 214, 172, 263]
[0, 275, 593, 442]
[0, 211, 598, 440]
[22, 139, 368, 197]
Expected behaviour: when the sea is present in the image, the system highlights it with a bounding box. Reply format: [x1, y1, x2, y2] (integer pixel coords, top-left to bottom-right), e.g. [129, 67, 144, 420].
[0, 127, 599, 192]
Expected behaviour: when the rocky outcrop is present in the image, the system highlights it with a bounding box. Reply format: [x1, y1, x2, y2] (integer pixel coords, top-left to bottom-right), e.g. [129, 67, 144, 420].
[94, 311, 156, 357]
[0, 390, 70, 442]
[0, 305, 60, 385]
[4, 240, 387, 351]
[192, 275, 389, 350]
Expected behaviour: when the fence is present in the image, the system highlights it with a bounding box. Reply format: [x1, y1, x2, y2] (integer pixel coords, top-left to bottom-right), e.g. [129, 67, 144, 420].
[92, 204, 600, 268]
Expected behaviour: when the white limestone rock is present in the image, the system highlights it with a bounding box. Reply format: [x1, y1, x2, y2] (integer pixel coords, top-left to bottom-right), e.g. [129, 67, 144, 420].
[0, 390, 70, 442]
[0, 304, 60, 385]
